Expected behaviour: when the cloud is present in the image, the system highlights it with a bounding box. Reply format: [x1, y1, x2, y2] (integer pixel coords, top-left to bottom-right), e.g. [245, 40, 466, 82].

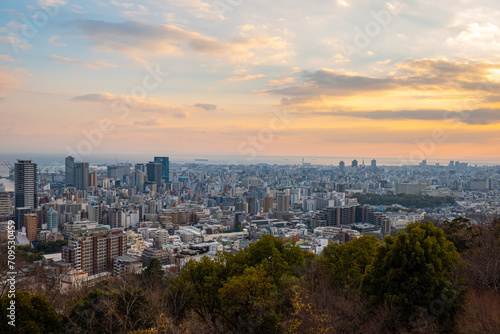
[193, 103, 217, 110]
[293, 108, 500, 125]
[50, 55, 117, 69]
[134, 118, 165, 126]
[38, 0, 67, 7]
[71, 19, 291, 64]
[166, 0, 222, 19]
[265, 59, 500, 97]
[336, 0, 350, 8]
[267, 77, 296, 86]
[0, 36, 31, 50]
[266, 69, 397, 96]
[446, 23, 500, 53]
[72, 93, 116, 102]
[72, 92, 191, 118]
[0, 54, 17, 62]
[227, 74, 266, 81]
[49, 35, 66, 47]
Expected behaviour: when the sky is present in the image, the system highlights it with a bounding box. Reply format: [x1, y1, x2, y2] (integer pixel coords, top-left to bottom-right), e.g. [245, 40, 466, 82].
[1, 0, 500, 163]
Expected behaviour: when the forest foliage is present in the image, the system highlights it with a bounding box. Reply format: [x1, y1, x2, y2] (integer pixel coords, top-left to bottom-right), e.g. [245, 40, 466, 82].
[2, 219, 500, 333]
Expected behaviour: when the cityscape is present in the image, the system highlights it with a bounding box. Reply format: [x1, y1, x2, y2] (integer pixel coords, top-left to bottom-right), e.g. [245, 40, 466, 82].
[2, 0, 500, 332]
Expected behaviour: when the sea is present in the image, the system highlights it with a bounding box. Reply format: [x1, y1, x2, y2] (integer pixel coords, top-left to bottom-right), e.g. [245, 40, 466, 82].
[1, 152, 499, 192]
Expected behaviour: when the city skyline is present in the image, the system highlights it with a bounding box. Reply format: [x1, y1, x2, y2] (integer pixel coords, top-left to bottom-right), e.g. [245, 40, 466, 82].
[1, 0, 500, 160]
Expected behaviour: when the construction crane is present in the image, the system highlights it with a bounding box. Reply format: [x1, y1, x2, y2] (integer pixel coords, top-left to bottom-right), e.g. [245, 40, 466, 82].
[2, 162, 14, 180]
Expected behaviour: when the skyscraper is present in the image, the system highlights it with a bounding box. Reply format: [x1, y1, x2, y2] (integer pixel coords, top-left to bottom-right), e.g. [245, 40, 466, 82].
[15, 160, 37, 210]
[352, 159, 358, 168]
[339, 161, 345, 172]
[154, 157, 170, 182]
[89, 171, 97, 189]
[74, 162, 89, 190]
[65, 156, 75, 186]
[263, 195, 274, 213]
[147, 162, 162, 187]
[277, 193, 290, 212]
[371, 159, 377, 169]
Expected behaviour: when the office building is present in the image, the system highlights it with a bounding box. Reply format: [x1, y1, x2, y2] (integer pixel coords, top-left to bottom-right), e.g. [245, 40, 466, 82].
[352, 159, 358, 168]
[277, 193, 290, 212]
[15, 160, 37, 211]
[62, 227, 126, 275]
[154, 157, 170, 182]
[47, 207, 59, 232]
[371, 159, 377, 169]
[147, 162, 162, 187]
[74, 162, 89, 191]
[107, 165, 131, 181]
[14, 207, 33, 231]
[263, 195, 274, 213]
[133, 170, 146, 193]
[65, 156, 75, 186]
[339, 161, 345, 172]
[135, 163, 146, 172]
[24, 213, 38, 242]
[0, 192, 11, 216]
[89, 171, 97, 189]
[88, 204, 103, 224]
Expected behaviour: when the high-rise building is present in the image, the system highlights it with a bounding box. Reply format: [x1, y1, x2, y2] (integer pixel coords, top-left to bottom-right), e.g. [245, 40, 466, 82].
[62, 227, 126, 275]
[47, 207, 59, 232]
[371, 159, 377, 169]
[277, 193, 290, 212]
[24, 213, 38, 242]
[0, 192, 11, 216]
[14, 207, 33, 231]
[89, 171, 97, 188]
[135, 163, 146, 173]
[246, 196, 257, 214]
[88, 204, 103, 224]
[339, 161, 345, 172]
[133, 170, 146, 193]
[15, 160, 37, 210]
[107, 165, 131, 181]
[263, 195, 274, 213]
[154, 157, 170, 182]
[74, 162, 89, 191]
[147, 162, 162, 187]
[65, 156, 75, 186]
[351, 159, 358, 168]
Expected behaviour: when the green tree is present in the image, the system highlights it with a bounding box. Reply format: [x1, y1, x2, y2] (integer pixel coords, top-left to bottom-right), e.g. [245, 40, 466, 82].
[244, 234, 305, 283]
[0, 291, 62, 334]
[144, 258, 165, 277]
[322, 235, 380, 290]
[361, 222, 462, 325]
[219, 266, 280, 334]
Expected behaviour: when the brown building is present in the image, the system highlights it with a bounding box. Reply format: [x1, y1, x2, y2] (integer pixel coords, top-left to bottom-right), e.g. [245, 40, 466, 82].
[62, 226, 126, 275]
[24, 213, 38, 242]
[277, 194, 290, 212]
[263, 195, 274, 213]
